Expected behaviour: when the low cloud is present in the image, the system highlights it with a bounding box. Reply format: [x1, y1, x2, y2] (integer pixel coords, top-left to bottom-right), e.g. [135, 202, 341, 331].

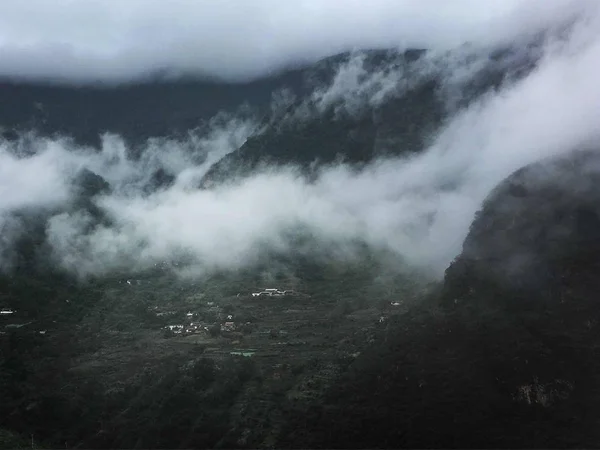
[0, 0, 592, 83]
[0, 4, 599, 280]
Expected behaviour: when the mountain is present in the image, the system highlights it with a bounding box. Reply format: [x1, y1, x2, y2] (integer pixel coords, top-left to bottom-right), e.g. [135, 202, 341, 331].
[443, 148, 600, 306]
[2, 39, 594, 449]
[0, 70, 307, 148]
[0, 50, 428, 150]
[276, 149, 600, 448]
[200, 46, 540, 187]
[0, 44, 539, 177]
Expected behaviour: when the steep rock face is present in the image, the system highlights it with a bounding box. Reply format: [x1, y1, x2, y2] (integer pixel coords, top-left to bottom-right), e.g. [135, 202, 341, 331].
[436, 149, 600, 446]
[277, 150, 600, 449]
[444, 149, 600, 308]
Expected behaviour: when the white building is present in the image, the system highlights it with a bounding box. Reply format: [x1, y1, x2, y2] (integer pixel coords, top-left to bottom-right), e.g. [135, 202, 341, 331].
[251, 288, 290, 297]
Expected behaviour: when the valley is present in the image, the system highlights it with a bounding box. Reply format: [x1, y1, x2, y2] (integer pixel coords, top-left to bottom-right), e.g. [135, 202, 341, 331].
[0, 8, 599, 446]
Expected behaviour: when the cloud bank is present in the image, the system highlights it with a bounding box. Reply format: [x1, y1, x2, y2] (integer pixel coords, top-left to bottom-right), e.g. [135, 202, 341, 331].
[0, 0, 591, 83]
[0, 1, 599, 281]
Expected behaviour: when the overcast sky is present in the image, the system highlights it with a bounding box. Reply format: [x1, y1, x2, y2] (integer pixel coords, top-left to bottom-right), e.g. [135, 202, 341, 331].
[0, 0, 586, 83]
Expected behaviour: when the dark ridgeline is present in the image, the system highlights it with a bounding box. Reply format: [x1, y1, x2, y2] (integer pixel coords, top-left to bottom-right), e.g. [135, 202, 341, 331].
[0, 70, 305, 148]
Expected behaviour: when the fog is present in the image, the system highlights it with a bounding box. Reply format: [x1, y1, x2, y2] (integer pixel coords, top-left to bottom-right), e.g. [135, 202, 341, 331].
[0, 0, 590, 83]
[0, 1, 599, 279]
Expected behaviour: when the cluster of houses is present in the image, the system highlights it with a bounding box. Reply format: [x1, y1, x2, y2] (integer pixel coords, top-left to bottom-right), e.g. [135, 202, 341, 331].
[164, 311, 215, 336]
[163, 309, 246, 337]
[157, 287, 306, 340]
[165, 324, 202, 335]
[251, 288, 297, 298]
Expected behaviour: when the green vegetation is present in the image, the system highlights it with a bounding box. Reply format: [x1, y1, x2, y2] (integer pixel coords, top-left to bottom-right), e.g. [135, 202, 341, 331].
[0, 248, 429, 449]
[201, 76, 443, 187]
[0, 45, 585, 448]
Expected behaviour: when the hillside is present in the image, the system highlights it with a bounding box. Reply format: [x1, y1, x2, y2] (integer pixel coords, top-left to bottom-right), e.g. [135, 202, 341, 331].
[0, 69, 307, 148]
[275, 149, 600, 448]
[200, 46, 539, 187]
[0, 38, 595, 449]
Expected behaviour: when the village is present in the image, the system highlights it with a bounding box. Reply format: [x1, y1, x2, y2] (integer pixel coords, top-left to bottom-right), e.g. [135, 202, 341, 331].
[143, 285, 408, 376]
[1, 282, 407, 347]
[1, 274, 415, 391]
[0, 269, 424, 449]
